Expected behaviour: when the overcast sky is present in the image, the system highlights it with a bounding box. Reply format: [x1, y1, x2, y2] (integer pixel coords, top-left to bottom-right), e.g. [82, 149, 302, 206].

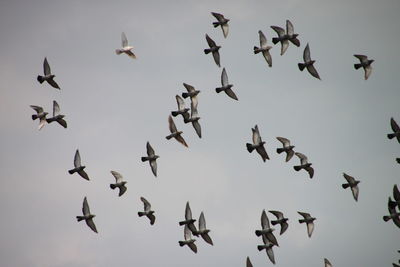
[0, 0, 399, 266]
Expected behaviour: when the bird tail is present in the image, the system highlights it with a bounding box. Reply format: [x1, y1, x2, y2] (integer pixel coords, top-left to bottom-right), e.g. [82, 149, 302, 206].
[178, 221, 186, 226]
[212, 22, 219, 28]
[32, 114, 38, 120]
[277, 148, 284, 154]
[171, 111, 179, 117]
[299, 219, 306, 223]
[293, 165, 301, 171]
[178, 241, 185, 247]
[204, 49, 211, 54]
[141, 157, 147, 162]
[246, 143, 254, 153]
[354, 63, 362, 70]
[253, 46, 260, 54]
[383, 215, 391, 222]
[342, 183, 350, 189]
[165, 135, 172, 140]
[138, 212, 145, 217]
[182, 92, 189, 99]
[388, 133, 396, 139]
[115, 49, 123, 55]
[298, 63, 306, 71]
[37, 75, 45, 84]
[257, 245, 265, 251]
[215, 87, 223, 93]
[271, 221, 278, 226]
[68, 169, 75, 175]
[76, 216, 85, 222]
[110, 184, 116, 190]
[272, 38, 279, 45]
[396, 158, 400, 164]
[255, 230, 262, 237]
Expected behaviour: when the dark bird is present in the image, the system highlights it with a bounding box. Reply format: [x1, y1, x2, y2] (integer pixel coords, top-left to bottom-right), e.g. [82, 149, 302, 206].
[46, 100, 67, 128]
[293, 152, 314, 178]
[354, 54, 374, 80]
[270, 25, 289, 55]
[204, 34, 221, 67]
[178, 225, 197, 253]
[171, 95, 190, 121]
[298, 43, 321, 80]
[141, 142, 159, 177]
[388, 118, 400, 143]
[269, 210, 289, 235]
[196, 212, 213, 245]
[68, 149, 90, 181]
[215, 67, 238, 101]
[324, 258, 333, 267]
[181, 83, 200, 110]
[166, 115, 188, 147]
[246, 125, 269, 162]
[37, 57, 60, 89]
[342, 173, 360, 201]
[254, 30, 272, 67]
[383, 197, 400, 228]
[76, 197, 97, 233]
[246, 257, 253, 267]
[389, 185, 400, 209]
[285, 20, 300, 47]
[115, 32, 136, 59]
[298, 211, 316, 238]
[30, 105, 48, 130]
[179, 201, 198, 235]
[276, 137, 295, 162]
[211, 12, 229, 38]
[109, 170, 127, 197]
[255, 209, 279, 247]
[184, 102, 202, 138]
[396, 158, 400, 164]
[138, 197, 156, 225]
[257, 234, 276, 264]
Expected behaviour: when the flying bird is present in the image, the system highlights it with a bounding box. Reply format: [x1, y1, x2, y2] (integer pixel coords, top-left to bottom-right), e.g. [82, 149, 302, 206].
[171, 95, 190, 121]
[115, 32, 136, 59]
[298, 43, 321, 80]
[298, 211, 316, 238]
[76, 197, 97, 233]
[293, 152, 314, 178]
[257, 234, 276, 264]
[215, 67, 238, 101]
[30, 105, 48, 130]
[178, 225, 197, 253]
[184, 102, 202, 138]
[269, 210, 289, 235]
[211, 12, 229, 38]
[166, 116, 188, 147]
[354, 54, 374, 80]
[383, 197, 400, 228]
[388, 117, 400, 143]
[246, 125, 269, 162]
[37, 57, 60, 89]
[204, 34, 221, 67]
[285, 20, 300, 47]
[109, 170, 127, 197]
[270, 25, 289, 55]
[246, 257, 253, 267]
[181, 83, 200, 109]
[196, 212, 213, 245]
[342, 173, 360, 201]
[276, 137, 295, 162]
[324, 258, 333, 267]
[46, 100, 67, 128]
[254, 30, 272, 67]
[141, 142, 159, 177]
[68, 149, 90, 181]
[138, 197, 156, 225]
[255, 209, 279, 247]
[179, 201, 198, 235]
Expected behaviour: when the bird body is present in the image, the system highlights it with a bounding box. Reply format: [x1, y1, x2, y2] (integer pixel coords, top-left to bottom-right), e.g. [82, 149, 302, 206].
[269, 210, 289, 235]
[276, 137, 295, 162]
[255, 210, 279, 247]
[388, 118, 400, 143]
[179, 202, 198, 235]
[30, 105, 48, 130]
[166, 116, 188, 147]
[179, 225, 197, 253]
[254, 30, 272, 67]
[195, 211, 213, 245]
[171, 95, 190, 121]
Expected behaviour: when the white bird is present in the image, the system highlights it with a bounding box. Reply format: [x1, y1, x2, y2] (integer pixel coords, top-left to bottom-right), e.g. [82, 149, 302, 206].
[115, 32, 136, 59]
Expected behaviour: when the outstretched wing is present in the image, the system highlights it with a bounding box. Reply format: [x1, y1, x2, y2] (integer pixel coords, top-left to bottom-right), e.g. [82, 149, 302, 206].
[261, 209, 270, 229]
[176, 95, 186, 111]
[185, 201, 193, 220]
[205, 34, 216, 47]
[303, 43, 311, 62]
[53, 100, 60, 116]
[221, 68, 229, 86]
[82, 196, 90, 215]
[276, 137, 290, 147]
[286, 20, 294, 35]
[111, 170, 124, 183]
[74, 149, 82, 167]
[43, 57, 51, 75]
[168, 115, 178, 133]
[141, 197, 152, 212]
[121, 32, 128, 47]
[146, 142, 155, 157]
[295, 152, 308, 165]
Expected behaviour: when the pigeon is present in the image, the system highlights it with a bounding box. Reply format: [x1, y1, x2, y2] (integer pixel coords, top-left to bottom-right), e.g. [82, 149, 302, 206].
[388, 117, 400, 143]
[298, 211, 316, 238]
[286, 20, 300, 47]
[178, 201, 198, 235]
[46, 100, 67, 128]
[269, 210, 289, 235]
[141, 142, 159, 177]
[211, 12, 229, 38]
[37, 57, 60, 89]
[138, 197, 156, 225]
[271, 25, 289, 55]
[257, 234, 276, 264]
[276, 137, 295, 162]
[354, 54, 374, 80]
[68, 149, 90, 181]
[178, 225, 197, 253]
[166, 116, 188, 147]
[246, 257, 253, 267]
[181, 83, 200, 109]
[30, 105, 48, 130]
[184, 102, 202, 138]
[298, 43, 321, 80]
[389, 185, 400, 209]
[109, 170, 127, 197]
[342, 173, 360, 201]
[76, 197, 97, 233]
[204, 34, 221, 67]
[293, 152, 314, 178]
[246, 125, 269, 162]
[324, 258, 333, 267]
[255, 209, 279, 247]
[171, 95, 190, 121]
[195, 212, 213, 245]
[254, 30, 272, 67]
[115, 32, 136, 59]
[383, 197, 400, 228]
[215, 67, 238, 101]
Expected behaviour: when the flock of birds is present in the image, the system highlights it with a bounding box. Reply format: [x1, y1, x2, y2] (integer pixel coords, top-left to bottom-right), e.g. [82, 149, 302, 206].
[29, 11, 399, 266]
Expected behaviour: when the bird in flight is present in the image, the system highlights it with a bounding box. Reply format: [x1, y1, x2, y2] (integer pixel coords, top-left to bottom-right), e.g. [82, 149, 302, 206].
[141, 142, 159, 177]
[342, 173, 360, 202]
[354, 54, 374, 80]
[109, 170, 127, 197]
[68, 149, 90, 181]
[46, 100, 67, 128]
[298, 43, 321, 80]
[37, 57, 60, 89]
[138, 197, 156, 225]
[76, 196, 97, 233]
[211, 12, 229, 38]
[293, 152, 314, 178]
[166, 115, 188, 147]
[246, 125, 269, 162]
[276, 137, 295, 162]
[215, 67, 238, 101]
[298, 211, 316, 238]
[204, 34, 221, 67]
[30, 105, 48, 130]
[115, 32, 136, 59]
[254, 30, 272, 67]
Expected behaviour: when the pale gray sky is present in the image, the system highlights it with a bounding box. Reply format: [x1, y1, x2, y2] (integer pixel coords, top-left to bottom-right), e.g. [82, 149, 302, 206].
[0, 0, 399, 266]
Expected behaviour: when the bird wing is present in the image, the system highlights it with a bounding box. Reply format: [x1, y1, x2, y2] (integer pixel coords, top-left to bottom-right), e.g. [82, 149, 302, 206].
[280, 221, 289, 235]
[351, 185, 359, 201]
[82, 197, 90, 215]
[205, 34, 216, 47]
[125, 50, 136, 59]
[78, 170, 90, 181]
[221, 68, 229, 86]
[192, 120, 202, 138]
[305, 166, 314, 178]
[261, 210, 270, 229]
[306, 64, 321, 80]
[185, 202, 193, 220]
[286, 19, 294, 36]
[262, 50, 272, 67]
[280, 39, 289, 55]
[256, 146, 269, 162]
[57, 118, 67, 128]
[141, 197, 152, 211]
[47, 78, 60, 89]
[343, 173, 355, 184]
[168, 115, 178, 133]
[269, 210, 283, 220]
[212, 50, 221, 67]
[211, 12, 224, 22]
[121, 32, 128, 47]
[246, 257, 253, 267]
[393, 184, 400, 202]
[119, 185, 127, 196]
[252, 125, 261, 145]
[190, 101, 199, 118]
[354, 54, 368, 63]
[391, 118, 400, 133]
[295, 152, 308, 165]
[74, 149, 82, 167]
[259, 30, 267, 47]
[184, 224, 192, 240]
[150, 160, 157, 177]
[38, 117, 47, 130]
[30, 105, 43, 114]
[176, 95, 186, 111]
[286, 149, 294, 162]
[266, 246, 276, 264]
[270, 26, 285, 38]
[199, 211, 206, 230]
[225, 88, 238, 101]
[183, 82, 195, 93]
[324, 258, 332, 267]
[148, 213, 156, 225]
[43, 57, 51, 75]
[298, 211, 310, 219]
[303, 43, 311, 62]
[221, 24, 229, 38]
[276, 137, 290, 147]
[53, 100, 60, 116]
[111, 170, 124, 183]
[86, 218, 98, 233]
[201, 233, 213, 245]
[307, 221, 314, 237]
[175, 134, 188, 148]
[188, 242, 197, 253]
[146, 142, 155, 157]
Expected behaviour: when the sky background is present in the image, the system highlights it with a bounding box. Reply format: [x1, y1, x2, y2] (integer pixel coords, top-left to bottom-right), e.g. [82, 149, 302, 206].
[0, 0, 399, 266]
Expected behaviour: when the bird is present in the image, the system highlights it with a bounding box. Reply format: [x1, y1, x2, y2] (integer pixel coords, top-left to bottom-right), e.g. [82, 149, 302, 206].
[342, 173, 360, 201]
[178, 225, 197, 253]
[138, 197, 156, 225]
[276, 137, 295, 162]
[141, 142, 159, 177]
[76, 196, 97, 233]
[215, 67, 238, 101]
[293, 152, 314, 178]
[257, 234, 276, 264]
[298, 211, 316, 238]
[184, 102, 202, 138]
[383, 197, 400, 228]
[269, 210, 289, 235]
[246, 257, 253, 267]
[270, 25, 289, 55]
[298, 43, 321, 80]
[181, 83, 200, 109]
[68, 149, 90, 181]
[46, 100, 67, 128]
[388, 117, 400, 143]
[211, 12, 229, 38]
[393, 263, 400, 267]
[254, 30, 272, 67]
[109, 170, 127, 197]
[195, 212, 213, 245]
[204, 34, 221, 67]
[166, 115, 188, 147]
[324, 258, 333, 267]
[285, 20, 300, 47]
[171, 95, 190, 121]
[178, 201, 198, 235]
[30, 105, 48, 130]
[354, 54, 374, 80]
[255, 209, 279, 247]
[37, 57, 60, 89]
[389, 184, 400, 209]
[115, 32, 136, 59]
[246, 125, 269, 162]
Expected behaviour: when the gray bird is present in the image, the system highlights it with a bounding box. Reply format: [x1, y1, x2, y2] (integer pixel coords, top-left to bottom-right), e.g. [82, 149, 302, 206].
[68, 149, 90, 181]
[298, 43, 321, 80]
[389, 185, 400, 209]
[246, 257, 253, 267]
[115, 32, 136, 59]
[179, 201, 198, 235]
[109, 170, 127, 197]
[276, 137, 295, 162]
[138, 197, 156, 225]
[342, 173, 360, 201]
[388, 117, 400, 143]
[166, 115, 188, 147]
[211, 12, 229, 38]
[171, 95, 190, 121]
[178, 225, 197, 253]
[141, 142, 159, 177]
[204, 34, 221, 67]
[254, 30, 272, 67]
[37, 57, 60, 89]
[181, 83, 200, 110]
[298, 211, 316, 238]
[215, 67, 238, 101]
[195, 211, 213, 245]
[324, 258, 333, 267]
[184, 102, 202, 138]
[257, 234, 276, 265]
[293, 152, 314, 178]
[271, 25, 289, 55]
[76, 196, 97, 233]
[30, 105, 48, 130]
[285, 20, 300, 47]
[46, 100, 67, 128]
[269, 210, 289, 235]
[246, 125, 269, 162]
[383, 197, 400, 228]
[255, 209, 279, 247]
[354, 54, 374, 80]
